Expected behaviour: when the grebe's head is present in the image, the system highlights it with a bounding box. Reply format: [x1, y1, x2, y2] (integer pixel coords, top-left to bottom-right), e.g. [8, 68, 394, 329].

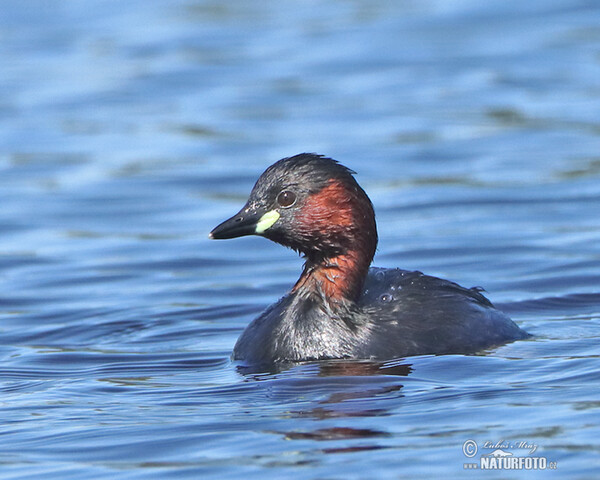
[210, 153, 377, 266]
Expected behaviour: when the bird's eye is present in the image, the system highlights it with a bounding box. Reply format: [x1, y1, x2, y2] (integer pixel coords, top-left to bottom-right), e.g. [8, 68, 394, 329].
[276, 190, 296, 208]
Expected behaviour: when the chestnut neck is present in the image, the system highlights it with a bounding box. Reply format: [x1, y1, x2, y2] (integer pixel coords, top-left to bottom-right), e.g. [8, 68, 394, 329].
[293, 249, 373, 303]
[290, 179, 377, 303]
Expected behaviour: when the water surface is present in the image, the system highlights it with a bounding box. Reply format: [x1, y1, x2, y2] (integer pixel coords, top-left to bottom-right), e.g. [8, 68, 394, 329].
[1, 1, 599, 478]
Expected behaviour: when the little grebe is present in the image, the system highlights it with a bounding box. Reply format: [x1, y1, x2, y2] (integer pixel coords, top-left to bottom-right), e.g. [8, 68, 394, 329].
[210, 153, 528, 365]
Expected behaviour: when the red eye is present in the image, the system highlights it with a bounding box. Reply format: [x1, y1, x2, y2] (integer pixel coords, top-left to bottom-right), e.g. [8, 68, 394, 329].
[277, 190, 296, 208]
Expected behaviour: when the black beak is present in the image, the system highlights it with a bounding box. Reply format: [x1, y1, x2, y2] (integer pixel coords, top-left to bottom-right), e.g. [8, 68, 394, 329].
[209, 205, 265, 240]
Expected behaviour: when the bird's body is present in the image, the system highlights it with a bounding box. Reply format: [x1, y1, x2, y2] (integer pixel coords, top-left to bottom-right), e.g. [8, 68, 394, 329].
[232, 267, 526, 364]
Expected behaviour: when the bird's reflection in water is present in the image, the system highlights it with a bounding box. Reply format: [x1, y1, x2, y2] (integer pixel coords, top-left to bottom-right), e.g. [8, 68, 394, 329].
[238, 358, 412, 450]
[317, 358, 412, 377]
[237, 359, 413, 452]
[236, 358, 412, 377]
[282, 426, 391, 454]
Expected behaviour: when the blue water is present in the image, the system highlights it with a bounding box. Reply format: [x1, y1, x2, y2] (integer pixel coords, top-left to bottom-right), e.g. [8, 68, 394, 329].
[1, 1, 600, 478]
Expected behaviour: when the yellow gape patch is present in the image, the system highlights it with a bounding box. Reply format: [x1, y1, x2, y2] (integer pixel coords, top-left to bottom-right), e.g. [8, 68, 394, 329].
[255, 210, 280, 234]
